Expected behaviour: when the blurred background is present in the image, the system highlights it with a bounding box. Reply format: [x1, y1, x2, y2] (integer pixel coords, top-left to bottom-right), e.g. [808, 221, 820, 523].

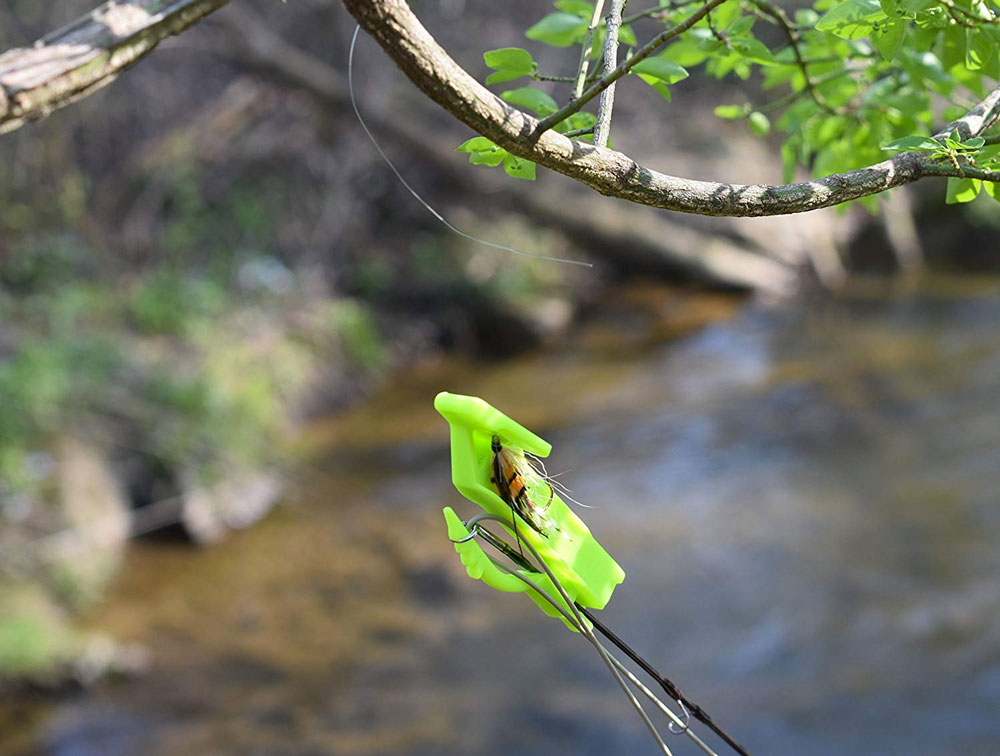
[1, 0, 1000, 754]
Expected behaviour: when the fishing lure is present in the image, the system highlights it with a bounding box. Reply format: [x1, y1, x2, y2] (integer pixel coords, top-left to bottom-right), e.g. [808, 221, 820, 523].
[490, 433, 556, 541]
[435, 391, 624, 612]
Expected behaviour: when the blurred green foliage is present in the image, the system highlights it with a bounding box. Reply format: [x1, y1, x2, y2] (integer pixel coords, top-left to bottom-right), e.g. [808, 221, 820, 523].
[0, 237, 386, 495]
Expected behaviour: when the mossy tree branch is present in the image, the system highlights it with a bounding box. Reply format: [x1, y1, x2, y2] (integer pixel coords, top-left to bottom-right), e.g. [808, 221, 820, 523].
[0, 0, 233, 134]
[341, 0, 1000, 218]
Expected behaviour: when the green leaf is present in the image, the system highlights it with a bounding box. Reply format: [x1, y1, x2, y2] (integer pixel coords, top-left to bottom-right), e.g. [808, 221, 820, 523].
[618, 23, 638, 46]
[631, 57, 690, 84]
[555, 0, 593, 17]
[899, 50, 953, 94]
[501, 87, 558, 116]
[456, 137, 497, 153]
[730, 35, 776, 64]
[795, 8, 820, 25]
[484, 47, 535, 74]
[816, 0, 887, 39]
[561, 111, 598, 132]
[985, 181, 1000, 202]
[456, 137, 507, 167]
[503, 153, 537, 180]
[881, 135, 943, 151]
[525, 12, 587, 47]
[966, 29, 995, 71]
[961, 137, 986, 149]
[748, 111, 771, 136]
[727, 16, 756, 35]
[945, 177, 981, 204]
[637, 74, 673, 101]
[469, 147, 507, 167]
[879, 0, 899, 16]
[874, 19, 905, 61]
[714, 104, 748, 119]
[711, 0, 741, 29]
[915, 5, 949, 28]
[781, 138, 800, 183]
[900, 0, 934, 11]
[939, 25, 966, 70]
[661, 39, 709, 66]
[487, 70, 528, 85]
[484, 47, 536, 84]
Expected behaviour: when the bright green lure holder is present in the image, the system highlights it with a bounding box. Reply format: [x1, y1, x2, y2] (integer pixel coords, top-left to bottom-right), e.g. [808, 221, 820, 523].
[435, 392, 625, 631]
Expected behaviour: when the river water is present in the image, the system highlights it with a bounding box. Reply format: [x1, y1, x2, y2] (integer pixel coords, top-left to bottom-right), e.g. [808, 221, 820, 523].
[2, 279, 1000, 756]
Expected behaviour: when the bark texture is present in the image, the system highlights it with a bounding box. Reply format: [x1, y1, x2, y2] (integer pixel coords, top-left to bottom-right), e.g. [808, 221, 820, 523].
[0, 0, 232, 133]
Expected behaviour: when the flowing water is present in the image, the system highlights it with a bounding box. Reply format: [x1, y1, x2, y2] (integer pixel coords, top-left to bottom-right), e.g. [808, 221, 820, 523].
[3, 278, 1000, 756]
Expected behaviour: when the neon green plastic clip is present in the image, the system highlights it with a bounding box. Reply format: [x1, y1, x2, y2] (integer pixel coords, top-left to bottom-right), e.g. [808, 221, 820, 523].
[436, 392, 625, 630]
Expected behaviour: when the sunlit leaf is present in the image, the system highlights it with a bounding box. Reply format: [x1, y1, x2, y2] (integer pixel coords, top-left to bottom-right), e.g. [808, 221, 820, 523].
[503, 153, 537, 180]
[816, 0, 886, 39]
[748, 111, 771, 136]
[631, 57, 690, 84]
[501, 87, 559, 116]
[619, 24, 637, 46]
[714, 104, 748, 119]
[525, 12, 587, 47]
[730, 35, 776, 64]
[555, 0, 593, 17]
[966, 29, 995, 71]
[456, 137, 497, 153]
[945, 177, 981, 204]
[874, 20, 906, 61]
[881, 135, 944, 151]
[484, 47, 535, 74]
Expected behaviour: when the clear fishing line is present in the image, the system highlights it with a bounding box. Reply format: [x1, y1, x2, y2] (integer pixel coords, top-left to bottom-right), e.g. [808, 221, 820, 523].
[348, 26, 593, 269]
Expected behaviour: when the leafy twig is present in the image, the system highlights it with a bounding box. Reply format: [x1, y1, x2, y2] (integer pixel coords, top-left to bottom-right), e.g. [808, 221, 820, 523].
[749, 0, 841, 115]
[620, 0, 703, 25]
[537, 0, 729, 134]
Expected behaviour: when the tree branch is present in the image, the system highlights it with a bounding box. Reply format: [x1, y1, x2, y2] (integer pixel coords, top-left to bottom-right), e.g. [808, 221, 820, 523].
[573, 0, 607, 98]
[341, 0, 1000, 217]
[0, 0, 232, 134]
[215, 5, 795, 294]
[936, 83, 1000, 140]
[594, 0, 626, 147]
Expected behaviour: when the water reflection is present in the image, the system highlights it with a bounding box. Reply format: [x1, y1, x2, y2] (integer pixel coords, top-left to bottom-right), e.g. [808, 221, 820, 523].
[4, 279, 1000, 756]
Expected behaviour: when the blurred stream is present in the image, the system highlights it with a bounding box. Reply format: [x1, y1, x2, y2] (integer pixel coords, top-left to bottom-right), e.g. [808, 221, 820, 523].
[2, 277, 1000, 756]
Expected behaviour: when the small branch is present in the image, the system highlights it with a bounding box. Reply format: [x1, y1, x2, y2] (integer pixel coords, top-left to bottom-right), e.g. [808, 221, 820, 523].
[918, 160, 1000, 182]
[537, 0, 728, 134]
[573, 0, 608, 98]
[982, 133, 1000, 145]
[750, 0, 840, 115]
[594, 0, 627, 147]
[756, 66, 858, 114]
[621, 0, 703, 24]
[533, 73, 577, 83]
[936, 0, 997, 27]
[936, 83, 1000, 140]
[563, 126, 594, 138]
[0, 0, 233, 134]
